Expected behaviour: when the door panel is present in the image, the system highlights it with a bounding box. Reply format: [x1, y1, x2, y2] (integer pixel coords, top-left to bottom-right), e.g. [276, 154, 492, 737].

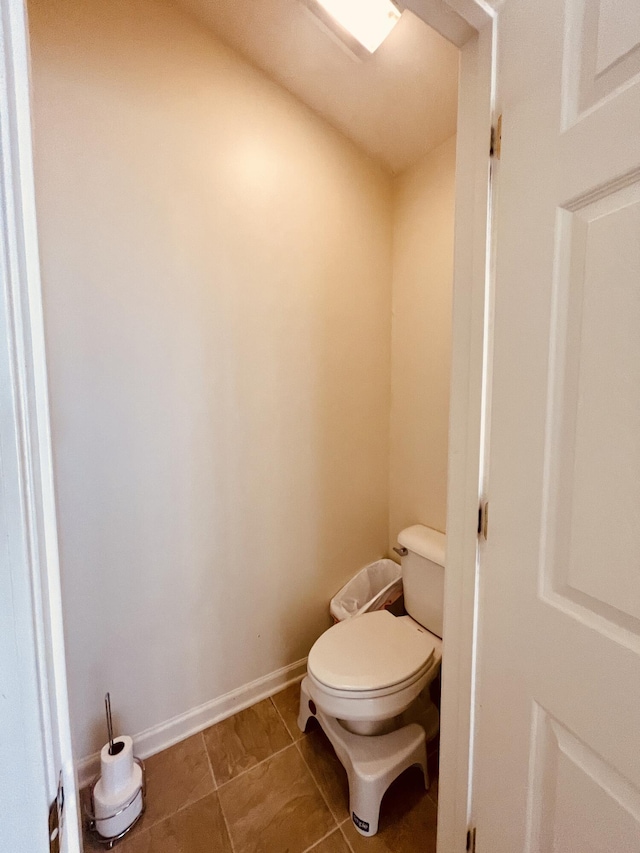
[564, 0, 640, 122]
[528, 705, 640, 853]
[595, 0, 640, 75]
[549, 181, 640, 630]
[475, 0, 640, 849]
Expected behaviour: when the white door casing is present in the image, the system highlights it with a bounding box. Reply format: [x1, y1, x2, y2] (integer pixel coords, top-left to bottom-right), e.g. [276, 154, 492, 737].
[0, 1, 80, 850]
[475, 0, 640, 850]
[436, 16, 495, 853]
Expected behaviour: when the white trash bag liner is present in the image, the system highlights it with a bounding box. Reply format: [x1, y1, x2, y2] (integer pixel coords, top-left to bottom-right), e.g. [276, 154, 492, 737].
[330, 559, 402, 623]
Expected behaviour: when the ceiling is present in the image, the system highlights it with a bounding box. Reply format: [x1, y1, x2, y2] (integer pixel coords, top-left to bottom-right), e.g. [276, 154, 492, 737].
[176, 0, 461, 174]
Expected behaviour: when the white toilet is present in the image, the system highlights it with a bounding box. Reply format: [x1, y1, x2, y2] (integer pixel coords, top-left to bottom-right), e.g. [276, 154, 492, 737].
[297, 524, 445, 836]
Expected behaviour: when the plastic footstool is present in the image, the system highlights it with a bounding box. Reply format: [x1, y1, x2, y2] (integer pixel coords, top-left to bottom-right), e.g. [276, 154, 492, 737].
[297, 676, 428, 836]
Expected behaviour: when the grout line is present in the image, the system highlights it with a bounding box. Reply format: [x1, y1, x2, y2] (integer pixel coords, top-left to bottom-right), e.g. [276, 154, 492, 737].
[121, 787, 215, 840]
[215, 741, 298, 790]
[126, 735, 224, 839]
[272, 690, 347, 850]
[204, 730, 237, 853]
[271, 687, 348, 846]
[270, 692, 300, 743]
[301, 825, 343, 853]
[294, 740, 342, 828]
[216, 791, 238, 853]
[269, 695, 297, 743]
[338, 817, 356, 853]
[200, 731, 219, 791]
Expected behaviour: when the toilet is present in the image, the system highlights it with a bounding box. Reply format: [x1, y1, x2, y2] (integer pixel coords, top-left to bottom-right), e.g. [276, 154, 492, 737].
[297, 524, 445, 836]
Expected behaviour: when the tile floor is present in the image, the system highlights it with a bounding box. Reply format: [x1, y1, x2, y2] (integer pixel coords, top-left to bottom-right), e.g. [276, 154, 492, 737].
[82, 683, 439, 853]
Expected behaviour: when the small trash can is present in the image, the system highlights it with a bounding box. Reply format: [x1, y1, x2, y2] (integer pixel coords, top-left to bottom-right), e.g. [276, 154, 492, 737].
[330, 559, 403, 623]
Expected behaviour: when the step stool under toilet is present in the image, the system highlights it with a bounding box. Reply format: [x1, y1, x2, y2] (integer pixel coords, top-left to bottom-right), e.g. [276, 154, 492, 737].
[297, 676, 431, 837]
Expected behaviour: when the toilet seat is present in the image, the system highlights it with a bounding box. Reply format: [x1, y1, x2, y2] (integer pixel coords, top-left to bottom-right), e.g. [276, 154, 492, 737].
[308, 610, 438, 695]
[306, 610, 442, 730]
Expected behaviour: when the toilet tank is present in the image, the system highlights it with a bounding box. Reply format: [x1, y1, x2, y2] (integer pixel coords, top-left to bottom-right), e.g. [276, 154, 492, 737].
[397, 525, 446, 638]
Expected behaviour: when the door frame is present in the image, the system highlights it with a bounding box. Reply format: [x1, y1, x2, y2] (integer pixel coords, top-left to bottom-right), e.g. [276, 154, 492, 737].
[435, 11, 496, 853]
[0, 1, 79, 850]
[1, 0, 497, 851]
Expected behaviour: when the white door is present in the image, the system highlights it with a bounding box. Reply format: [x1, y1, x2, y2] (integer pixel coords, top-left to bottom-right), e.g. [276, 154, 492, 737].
[474, 0, 640, 850]
[0, 1, 80, 851]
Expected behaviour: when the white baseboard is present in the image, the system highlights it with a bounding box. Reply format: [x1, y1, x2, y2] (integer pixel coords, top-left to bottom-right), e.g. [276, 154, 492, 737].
[77, 658, 307, 789]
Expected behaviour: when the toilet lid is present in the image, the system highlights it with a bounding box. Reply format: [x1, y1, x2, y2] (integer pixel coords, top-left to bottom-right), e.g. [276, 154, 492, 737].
[308, 610, 436, 692]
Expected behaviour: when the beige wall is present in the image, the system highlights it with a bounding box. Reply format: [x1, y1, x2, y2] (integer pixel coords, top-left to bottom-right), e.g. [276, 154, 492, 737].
[389, 136, 456, 546]
[29, 0, 392, 759]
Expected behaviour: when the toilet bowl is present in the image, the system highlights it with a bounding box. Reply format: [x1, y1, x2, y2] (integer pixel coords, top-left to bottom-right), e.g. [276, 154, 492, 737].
[307, 610, 442, 735]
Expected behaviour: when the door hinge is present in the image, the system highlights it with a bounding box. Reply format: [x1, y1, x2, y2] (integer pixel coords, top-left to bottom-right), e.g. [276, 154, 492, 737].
[49, 774, 64, 853]
[478, 500, 489, 540]
[490, 114, 502, 159]
[467, 826, 477, 852]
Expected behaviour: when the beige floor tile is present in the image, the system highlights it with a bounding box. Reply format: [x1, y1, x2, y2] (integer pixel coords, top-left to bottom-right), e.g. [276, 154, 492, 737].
[271, 681, 306, 741]
[203, 697, 292, 785]
[297, 728, 350, 822]
[138, 733, 215, 831]
[218, 743, 336, 853]
[118, 793, 233, 853]
[80, 738, 214, 852]
[340, 767, 437, 853]
[307, 828, 352, 853]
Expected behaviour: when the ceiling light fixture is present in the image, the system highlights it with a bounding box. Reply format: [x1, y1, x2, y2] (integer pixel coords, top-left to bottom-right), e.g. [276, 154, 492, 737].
[310, 0, 401, 54]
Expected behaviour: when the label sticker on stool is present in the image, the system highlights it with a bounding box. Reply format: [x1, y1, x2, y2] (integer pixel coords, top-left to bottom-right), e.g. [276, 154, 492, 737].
[352, 813, 370, 833]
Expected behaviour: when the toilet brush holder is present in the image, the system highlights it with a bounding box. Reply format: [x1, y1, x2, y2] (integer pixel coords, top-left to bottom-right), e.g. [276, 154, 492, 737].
[84, 693, 146, 848]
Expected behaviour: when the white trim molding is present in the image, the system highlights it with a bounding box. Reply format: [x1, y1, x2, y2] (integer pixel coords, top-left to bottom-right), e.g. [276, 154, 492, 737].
[77, 659, 308, 788]
[0, 1, 80, 851]
[437, 15, 496, 853]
